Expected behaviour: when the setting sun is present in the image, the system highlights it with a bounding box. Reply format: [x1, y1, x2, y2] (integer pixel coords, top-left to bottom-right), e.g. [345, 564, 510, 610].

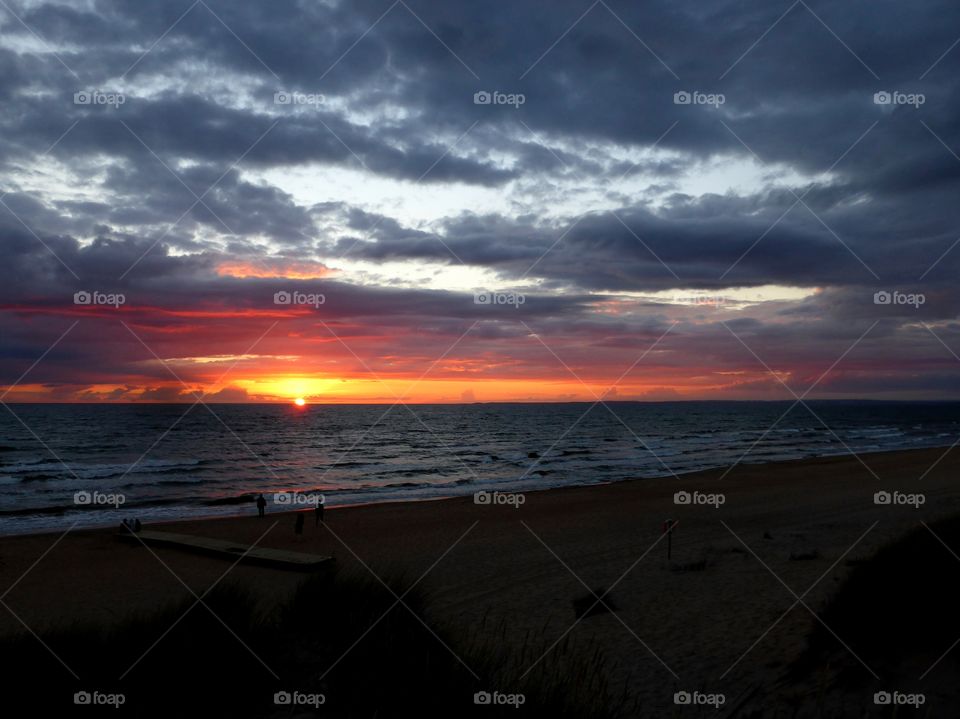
[294, 397, 306, 407]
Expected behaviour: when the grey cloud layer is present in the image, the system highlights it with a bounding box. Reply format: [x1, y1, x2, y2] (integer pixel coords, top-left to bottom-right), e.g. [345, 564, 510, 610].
[1, 0, 959, 396]
[2, 0, 959, 289]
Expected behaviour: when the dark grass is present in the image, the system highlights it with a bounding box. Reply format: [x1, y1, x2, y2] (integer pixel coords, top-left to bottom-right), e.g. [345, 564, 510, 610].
[797, 514, 960, 677]
[0, 567, 634, 717]
[759, 514, 960, 716]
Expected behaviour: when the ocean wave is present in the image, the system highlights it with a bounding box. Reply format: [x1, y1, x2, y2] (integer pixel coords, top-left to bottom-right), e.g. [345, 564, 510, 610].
[3, 403, 959, 534]
[5, 458, 205, 481]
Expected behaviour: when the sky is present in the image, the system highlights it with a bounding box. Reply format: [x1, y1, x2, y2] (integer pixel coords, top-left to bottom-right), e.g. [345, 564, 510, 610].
[1, 0, 959, 403]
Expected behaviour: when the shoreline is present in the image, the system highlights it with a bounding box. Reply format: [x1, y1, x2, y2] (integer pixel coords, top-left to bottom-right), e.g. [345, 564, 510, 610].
[2, 444, 958, 710]
[2, 443, 954, 539]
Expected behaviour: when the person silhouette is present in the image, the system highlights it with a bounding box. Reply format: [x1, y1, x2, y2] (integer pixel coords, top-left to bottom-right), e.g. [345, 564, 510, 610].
[256, 494, 267, 518]
[314, 496, 325, 527]
[294, 513, 304, 540]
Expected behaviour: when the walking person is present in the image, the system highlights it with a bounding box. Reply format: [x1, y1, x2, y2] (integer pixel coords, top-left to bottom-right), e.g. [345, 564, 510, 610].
[256, 493, 267, 518]
[314, 495, 325, 527]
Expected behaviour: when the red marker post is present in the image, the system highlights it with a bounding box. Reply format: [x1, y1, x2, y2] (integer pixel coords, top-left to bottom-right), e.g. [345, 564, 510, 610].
[662, 519, 679, 561]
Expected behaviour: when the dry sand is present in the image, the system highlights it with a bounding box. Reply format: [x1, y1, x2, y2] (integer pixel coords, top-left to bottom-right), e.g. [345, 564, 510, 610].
[1, 446, 958, 714]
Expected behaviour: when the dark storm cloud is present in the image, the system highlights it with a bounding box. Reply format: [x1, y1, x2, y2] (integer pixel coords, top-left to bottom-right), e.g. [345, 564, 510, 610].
[339, 195, 960, 294]
[2, 0, 959, 291]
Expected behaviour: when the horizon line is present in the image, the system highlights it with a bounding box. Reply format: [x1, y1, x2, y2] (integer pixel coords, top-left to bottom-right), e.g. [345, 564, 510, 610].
[3, 398, 958, 406]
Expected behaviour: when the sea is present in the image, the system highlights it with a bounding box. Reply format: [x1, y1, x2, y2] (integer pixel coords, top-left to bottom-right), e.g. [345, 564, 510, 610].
[0, 401, 956, 535]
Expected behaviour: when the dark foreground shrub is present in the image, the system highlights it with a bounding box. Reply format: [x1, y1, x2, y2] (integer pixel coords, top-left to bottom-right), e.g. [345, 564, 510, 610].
[0, 568, 633, 718]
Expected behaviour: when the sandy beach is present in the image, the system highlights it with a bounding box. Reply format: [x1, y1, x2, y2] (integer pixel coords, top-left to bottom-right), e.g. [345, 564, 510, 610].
[2, 446, 958, 714]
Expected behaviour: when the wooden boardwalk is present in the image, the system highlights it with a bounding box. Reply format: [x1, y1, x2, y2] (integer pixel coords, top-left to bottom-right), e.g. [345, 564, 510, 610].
[119, 529, 333, 571]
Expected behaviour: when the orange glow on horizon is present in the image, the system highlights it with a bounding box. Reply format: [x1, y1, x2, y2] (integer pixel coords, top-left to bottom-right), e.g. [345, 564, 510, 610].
[0, 375, 748, 403]
[216, 259, 335, 280]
